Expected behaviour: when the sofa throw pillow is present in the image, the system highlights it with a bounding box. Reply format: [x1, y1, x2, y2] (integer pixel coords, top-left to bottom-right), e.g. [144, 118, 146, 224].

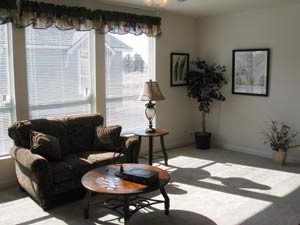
[30, 131, 62, 161]
[94, 125, 122, 150]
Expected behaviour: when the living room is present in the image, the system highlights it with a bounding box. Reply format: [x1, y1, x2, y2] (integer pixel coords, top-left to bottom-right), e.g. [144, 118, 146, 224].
[0, 0, 300, 224]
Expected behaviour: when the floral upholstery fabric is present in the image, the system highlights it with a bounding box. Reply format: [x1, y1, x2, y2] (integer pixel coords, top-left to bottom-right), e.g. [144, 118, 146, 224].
[120, 136, 140, 163]
[30, 131, 62, 161]
[8, 118, 70, 155]
[8, 113, 139, 210]
[51, 151, 125, 184]
[11, 146, 52, 176]
[64, 114, 103, 152]
[50, 154, 92, 184]
[12, 147, 54, 208]
[94, 125, 122, 150]
[78, 151, 125, 165]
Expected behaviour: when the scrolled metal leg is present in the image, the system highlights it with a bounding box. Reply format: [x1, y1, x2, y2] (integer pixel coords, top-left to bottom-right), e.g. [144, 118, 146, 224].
[149, 137, 153, 165]
[83, 190, 92, 219]
[123, 196, 130, 225]
[160, 187, 170, 215]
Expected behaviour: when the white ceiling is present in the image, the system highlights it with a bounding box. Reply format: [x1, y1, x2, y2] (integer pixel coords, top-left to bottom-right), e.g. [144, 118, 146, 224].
[95, 0, 300, 17]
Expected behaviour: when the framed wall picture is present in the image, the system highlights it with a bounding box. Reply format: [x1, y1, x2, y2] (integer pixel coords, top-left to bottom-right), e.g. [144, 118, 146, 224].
[232, 49, 270, 96]
[170, 53, 189, 86]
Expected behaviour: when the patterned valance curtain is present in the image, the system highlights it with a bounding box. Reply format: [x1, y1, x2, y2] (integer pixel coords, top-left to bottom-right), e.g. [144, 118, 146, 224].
[0, 0, 161, 37]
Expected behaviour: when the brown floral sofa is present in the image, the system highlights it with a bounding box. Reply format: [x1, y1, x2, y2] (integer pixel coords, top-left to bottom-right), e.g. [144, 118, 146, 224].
[8, 114, 140, 210]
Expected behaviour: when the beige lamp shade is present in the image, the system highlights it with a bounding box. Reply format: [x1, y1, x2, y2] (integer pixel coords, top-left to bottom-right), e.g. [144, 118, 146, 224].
[138, 80, 165, 101]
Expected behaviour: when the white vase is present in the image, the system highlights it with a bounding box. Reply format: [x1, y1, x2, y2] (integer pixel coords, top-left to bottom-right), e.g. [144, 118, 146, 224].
[272, 149, 287, 166]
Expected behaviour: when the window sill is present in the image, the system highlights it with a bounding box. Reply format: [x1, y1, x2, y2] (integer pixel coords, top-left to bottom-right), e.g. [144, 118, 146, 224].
[0, 155, 11, 160]
[121, 133, 135, 137]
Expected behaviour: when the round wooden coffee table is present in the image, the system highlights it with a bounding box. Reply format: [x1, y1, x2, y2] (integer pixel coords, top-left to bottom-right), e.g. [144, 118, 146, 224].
[81, 163, 170, 225]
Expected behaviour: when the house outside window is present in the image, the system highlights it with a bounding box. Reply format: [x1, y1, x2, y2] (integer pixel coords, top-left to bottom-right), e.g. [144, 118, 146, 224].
[105, 33, 155, 133]
[25, 25, 95, 119]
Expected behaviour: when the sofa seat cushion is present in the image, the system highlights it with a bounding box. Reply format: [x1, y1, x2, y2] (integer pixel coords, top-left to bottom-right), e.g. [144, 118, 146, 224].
[50, 151, 125, 184]
[50, 154, 92, 184]
[78, 151, 125, 165]
[54, 180, 84, 195]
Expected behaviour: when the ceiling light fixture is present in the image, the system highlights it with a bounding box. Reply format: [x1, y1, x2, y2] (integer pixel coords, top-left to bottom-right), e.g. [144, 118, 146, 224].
[144, 0, 168, 8]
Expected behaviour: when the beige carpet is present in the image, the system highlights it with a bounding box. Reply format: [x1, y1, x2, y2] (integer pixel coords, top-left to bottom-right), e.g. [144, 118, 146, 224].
[1, 146, 300, 225]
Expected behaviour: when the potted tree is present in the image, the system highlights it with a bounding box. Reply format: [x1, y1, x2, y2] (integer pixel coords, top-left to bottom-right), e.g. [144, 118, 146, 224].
[262, 120, 300, 165]
[187, 59, 227, 149]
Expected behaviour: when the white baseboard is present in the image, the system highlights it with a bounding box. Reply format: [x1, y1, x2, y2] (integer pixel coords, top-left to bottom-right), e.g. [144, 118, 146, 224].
[139, 132, 194, 155]
[216, 143, 300, 163]
[153, 141, 194, 153]
[0, 178, 17, 190]
[216, 143, 271, 159]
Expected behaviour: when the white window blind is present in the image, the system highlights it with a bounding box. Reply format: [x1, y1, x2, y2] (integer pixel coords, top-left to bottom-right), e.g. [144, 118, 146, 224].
[25, 25, 95, 119]
[0, 24, 14, 156]
[105, 33, 155, 133]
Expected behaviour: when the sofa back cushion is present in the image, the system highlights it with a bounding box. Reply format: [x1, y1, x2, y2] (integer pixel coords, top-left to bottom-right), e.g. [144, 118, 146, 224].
[8, 118, 70, 155]
[64, 114, 103, 152]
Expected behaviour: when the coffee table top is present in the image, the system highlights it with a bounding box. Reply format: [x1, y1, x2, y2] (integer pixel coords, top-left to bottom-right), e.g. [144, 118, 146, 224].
[134, 128, 169, 137]
[81, 164, 170, 195]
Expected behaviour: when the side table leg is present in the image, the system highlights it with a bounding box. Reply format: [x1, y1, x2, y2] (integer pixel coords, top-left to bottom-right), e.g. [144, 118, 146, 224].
[160, 136, 168, 166]
[137, 136, 142, 163]
[123, 196, 130, 225]
[149, 136, 153, 165]
[160, 187, 170, 215]
[83, 190, 92, 219]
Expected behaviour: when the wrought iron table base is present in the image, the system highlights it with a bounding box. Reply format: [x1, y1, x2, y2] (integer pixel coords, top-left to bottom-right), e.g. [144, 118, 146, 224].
[83, 187, 170, 225]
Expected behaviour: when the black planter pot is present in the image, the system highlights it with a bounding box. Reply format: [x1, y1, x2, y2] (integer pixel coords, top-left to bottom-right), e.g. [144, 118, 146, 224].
[194, 132, 212, 150]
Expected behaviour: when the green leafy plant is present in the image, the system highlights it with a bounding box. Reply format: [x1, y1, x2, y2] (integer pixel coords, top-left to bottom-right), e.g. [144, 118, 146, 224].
[187, 59, 227, 132]
[262, 120, 300, 152]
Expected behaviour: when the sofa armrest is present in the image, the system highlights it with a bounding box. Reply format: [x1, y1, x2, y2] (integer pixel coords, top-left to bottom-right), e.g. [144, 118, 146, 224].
[11, 146, 50, 174]
[11, 146, 54, 209]
[120, 136, 140, 163]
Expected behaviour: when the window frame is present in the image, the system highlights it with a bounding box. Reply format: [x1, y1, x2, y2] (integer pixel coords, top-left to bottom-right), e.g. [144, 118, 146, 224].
[0, 23, 16, 157]
[24, 27, 96, 119]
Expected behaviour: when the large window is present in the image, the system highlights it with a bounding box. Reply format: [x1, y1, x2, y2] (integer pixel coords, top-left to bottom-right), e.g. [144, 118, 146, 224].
[0, 24, 15, 156]
[105, 34, 155, 133]
[25, 25, 95, 119]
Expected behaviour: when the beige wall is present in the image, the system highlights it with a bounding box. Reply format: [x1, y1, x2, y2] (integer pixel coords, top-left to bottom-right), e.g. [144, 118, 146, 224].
[5, 0, 299, 189]
[155, 12, 196, 149]
[0, 4, 197, 188]
[195, 4, 300, 162]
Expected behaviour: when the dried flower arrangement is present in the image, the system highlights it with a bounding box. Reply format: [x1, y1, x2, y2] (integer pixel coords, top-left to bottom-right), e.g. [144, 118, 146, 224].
[262, 120, 300, 152]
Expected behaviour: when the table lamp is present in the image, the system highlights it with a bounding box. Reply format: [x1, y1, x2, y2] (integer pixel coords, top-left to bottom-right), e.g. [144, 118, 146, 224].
[138, 80, 165, 133]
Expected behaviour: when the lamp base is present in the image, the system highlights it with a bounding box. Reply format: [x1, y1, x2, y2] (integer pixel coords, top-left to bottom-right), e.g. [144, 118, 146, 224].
[145, 127, 156, 133]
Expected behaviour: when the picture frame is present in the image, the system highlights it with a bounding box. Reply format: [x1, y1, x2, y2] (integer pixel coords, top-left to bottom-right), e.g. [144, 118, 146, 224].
[232, 48, 270, 96]
[170, 53, 189, 86]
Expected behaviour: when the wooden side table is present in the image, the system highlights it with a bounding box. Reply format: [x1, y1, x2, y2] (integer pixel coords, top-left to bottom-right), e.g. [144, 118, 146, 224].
[134, 128, 169, 166]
